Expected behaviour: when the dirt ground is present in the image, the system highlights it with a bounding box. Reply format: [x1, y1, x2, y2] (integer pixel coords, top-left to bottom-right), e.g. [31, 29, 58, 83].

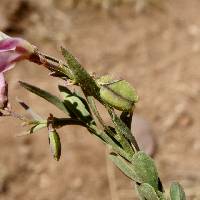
[0, 0, 200, 199]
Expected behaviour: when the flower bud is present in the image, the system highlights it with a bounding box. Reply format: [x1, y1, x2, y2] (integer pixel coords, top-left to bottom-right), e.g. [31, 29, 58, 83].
[48, 128, 61, 161]
[97, 75, 139, 111]
[0, 32, 35, 72]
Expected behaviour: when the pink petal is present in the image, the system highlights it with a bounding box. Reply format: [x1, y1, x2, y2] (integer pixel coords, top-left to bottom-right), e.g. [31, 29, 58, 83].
[0, 38, 35, 53]
[0, 51, 21, 72]
[0, 37, 35, 73]
[0, 38, 20, 52]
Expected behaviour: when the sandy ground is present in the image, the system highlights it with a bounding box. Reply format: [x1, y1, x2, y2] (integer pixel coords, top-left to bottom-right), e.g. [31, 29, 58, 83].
[0, 0, 200, 199]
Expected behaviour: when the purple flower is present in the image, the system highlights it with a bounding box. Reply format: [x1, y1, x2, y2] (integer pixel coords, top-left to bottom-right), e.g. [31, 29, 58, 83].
[0, 32, 35, 109]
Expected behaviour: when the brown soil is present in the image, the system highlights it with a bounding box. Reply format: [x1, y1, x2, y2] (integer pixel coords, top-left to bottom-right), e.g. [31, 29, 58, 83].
[0, 0, 200, 199]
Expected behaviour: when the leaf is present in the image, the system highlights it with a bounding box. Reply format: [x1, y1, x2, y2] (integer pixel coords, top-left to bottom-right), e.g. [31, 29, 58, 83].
[89, 124, 132, 161]
[29, 122, 47, 134]
[108, 108, 140, 152]
[136, 183, 160, 200]
[19, 81, 69, 114]
[73, 90, 91, 113]
[60, 47, 81, 79]
[131, 151, 159, 191]
[16, 121, 47, 137]
[170, 182, 186, 200]
[60, 47, 100, 100]
[109, 153, 140, 182]
[59, 85, 93, 124]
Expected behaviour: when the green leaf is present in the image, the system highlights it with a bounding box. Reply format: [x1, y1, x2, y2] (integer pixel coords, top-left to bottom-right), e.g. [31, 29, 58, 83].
[108, 109, 140, 152]
[109, 152, 161, 193]
[107, 109, 134, 156]
[73, 90, 91, 114]
[60, 47, 100, 100]
[89, 124, 131, 161]
[19, 81, 69, 114]
[170, 182, 186, 200]
[59, 85, 93, 124]
[136, 183, 160, 200]
[60, 47, 82, 82]
[131, 151, 159, 191]
[109, 153, 139, 181]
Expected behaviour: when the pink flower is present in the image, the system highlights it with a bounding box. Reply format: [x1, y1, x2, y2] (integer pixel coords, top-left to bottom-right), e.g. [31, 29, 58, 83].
[0, 32, 35, 72]
[0, 32, 36, 109]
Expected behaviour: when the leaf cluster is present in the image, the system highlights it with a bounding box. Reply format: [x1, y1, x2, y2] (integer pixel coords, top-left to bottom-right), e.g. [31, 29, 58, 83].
[16, 47, 186, 200]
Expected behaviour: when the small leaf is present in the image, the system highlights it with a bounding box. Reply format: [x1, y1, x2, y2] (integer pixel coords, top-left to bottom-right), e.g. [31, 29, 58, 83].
[108, 109, 140, 152]
[19, 81, 68, 114]
[109, 153, 140, 182]
[73, 90, 91, 113]
[59, 85, 93, 124]
[60, 47, 100, 100]
[136, 183, 160, 200]
[16, 121, 47, 137]
[60, 47, 81, 81]
[170, 182, 186, 200]
[29, 122, 47, 134]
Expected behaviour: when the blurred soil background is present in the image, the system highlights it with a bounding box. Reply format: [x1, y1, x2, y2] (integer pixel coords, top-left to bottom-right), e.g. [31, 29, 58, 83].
[0, 0, 200, 199]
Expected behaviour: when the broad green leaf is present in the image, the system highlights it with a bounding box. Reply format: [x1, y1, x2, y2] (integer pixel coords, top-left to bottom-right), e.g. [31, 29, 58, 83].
[19, 81, 68, 114]
[170, 182, 186, 200]
[136, 183, 160, 200]
[59, 85, 93, 124]
[131, 151, 159, 190]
